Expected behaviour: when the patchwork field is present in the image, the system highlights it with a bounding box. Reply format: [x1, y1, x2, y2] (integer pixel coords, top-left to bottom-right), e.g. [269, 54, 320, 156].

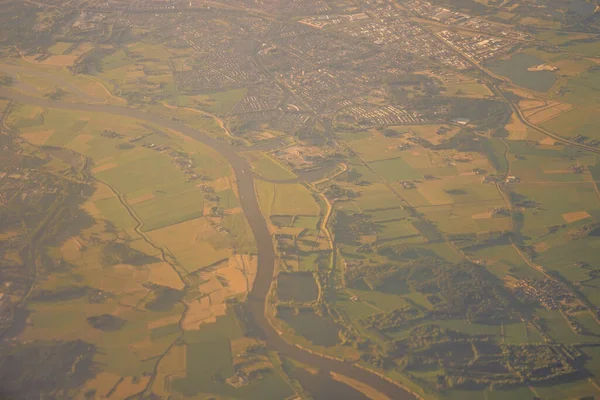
[256, 180, 321, 217]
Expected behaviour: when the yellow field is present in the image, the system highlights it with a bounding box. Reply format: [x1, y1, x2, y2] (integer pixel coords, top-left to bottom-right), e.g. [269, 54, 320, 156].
[20, 129, 54, 145]
[472, 211, 493, 220]
[147, 262, 185, 290]
[69, 133, 94, 152]
[129, 192, 155, 204]
[525, 102, 573, 125]
[256, 180, 321, 217]
[148, 314, 182, 330]
[92, 162, 119, 174]
[148, 217, 231, 273]
[539, 137, 557, 146]
[519, 17, 561, 29]
[182, 296, 218, 330]
[40, 55, 79, 66]
[554, 59, 594, 76]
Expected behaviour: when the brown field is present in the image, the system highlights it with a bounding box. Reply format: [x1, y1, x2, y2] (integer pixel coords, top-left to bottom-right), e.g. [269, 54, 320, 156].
[80, 200, 101, 220]
[75, 372, 122, 400]
[179, 255, 255, 331]
[40, 55, 79, 66]
[330, 372, 390, 400]
[0, 231, 21, 241]
[533, 242, 550, 253]
[69, 134, 94, 152]
[92, 162, 119, 173]
[539, 137, 557, 146]
[215, 255, 256, 297]
[563, 211, 592, 223]
[526, 102, 573, 125]
[148, 314, 182, 330]
[504, 114, 529, 140]
[472, 212, 493, 220]
[147, 262, 185, 290]
[21, 130, 54, 145]
[128, 193, 155, 205]
[182, 296, 216, 330]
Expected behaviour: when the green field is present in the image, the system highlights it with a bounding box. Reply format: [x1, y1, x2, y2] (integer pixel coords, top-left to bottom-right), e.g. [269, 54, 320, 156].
[48, 41, 72, 55]
[354, 183, 402, 211]
[256, 180, 321, 217]
[542, 106, 600, 140]
[243, 151, 297, 180]
[369, 157, 422, 181]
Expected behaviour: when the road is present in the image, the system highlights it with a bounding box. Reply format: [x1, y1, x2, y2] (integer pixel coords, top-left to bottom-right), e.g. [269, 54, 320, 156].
[0, 88, 418, 400]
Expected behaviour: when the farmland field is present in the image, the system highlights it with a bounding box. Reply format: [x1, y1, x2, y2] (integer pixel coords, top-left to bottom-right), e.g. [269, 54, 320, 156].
[5, 3, 600, 400]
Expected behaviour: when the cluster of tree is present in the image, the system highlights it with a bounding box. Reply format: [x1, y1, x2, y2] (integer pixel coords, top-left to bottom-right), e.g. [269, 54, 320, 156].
[569, 221, 600, 239]
[440, 343, 581, 390]
[333, 211, 380, 245]
[144, 284, 184, 312]
[347, 257, 516, 323]
[0, 340, 96, 399]
[100, 242, 159, 267]
[324, 184, 358, 201]
[31, 286, 89, 302]
[450, 231, 510, 251]
[0, 4, 74, 49]
[344, 263, 397, 290]
[360, 306, 426, 332]
[86, 314, 126, 332]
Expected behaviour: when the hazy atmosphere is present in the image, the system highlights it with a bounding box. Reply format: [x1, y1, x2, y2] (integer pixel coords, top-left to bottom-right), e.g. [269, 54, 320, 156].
[1, 0, 600, 399]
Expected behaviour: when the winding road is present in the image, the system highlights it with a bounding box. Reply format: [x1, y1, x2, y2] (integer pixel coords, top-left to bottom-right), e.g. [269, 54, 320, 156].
[0, 88, 417, 400]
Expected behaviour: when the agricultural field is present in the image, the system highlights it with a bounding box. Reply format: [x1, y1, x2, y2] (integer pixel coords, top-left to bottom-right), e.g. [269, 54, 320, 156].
[242, 151, 297, 180]
[5, 2, 600, 400]
[2, 99, 263, 399]
[256, 180, 321, 218]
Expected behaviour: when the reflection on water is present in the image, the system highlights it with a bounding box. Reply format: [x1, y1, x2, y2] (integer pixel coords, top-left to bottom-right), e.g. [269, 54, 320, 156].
[289, 368, 370, 400]
[486, 53, 557, 93]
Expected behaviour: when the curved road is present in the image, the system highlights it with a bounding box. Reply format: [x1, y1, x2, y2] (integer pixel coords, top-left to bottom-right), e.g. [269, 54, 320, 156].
[0, 88, 417, 400]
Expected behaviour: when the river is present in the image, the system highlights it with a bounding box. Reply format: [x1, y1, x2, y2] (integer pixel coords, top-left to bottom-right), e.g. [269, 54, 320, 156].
[0, 88, 417, 400]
